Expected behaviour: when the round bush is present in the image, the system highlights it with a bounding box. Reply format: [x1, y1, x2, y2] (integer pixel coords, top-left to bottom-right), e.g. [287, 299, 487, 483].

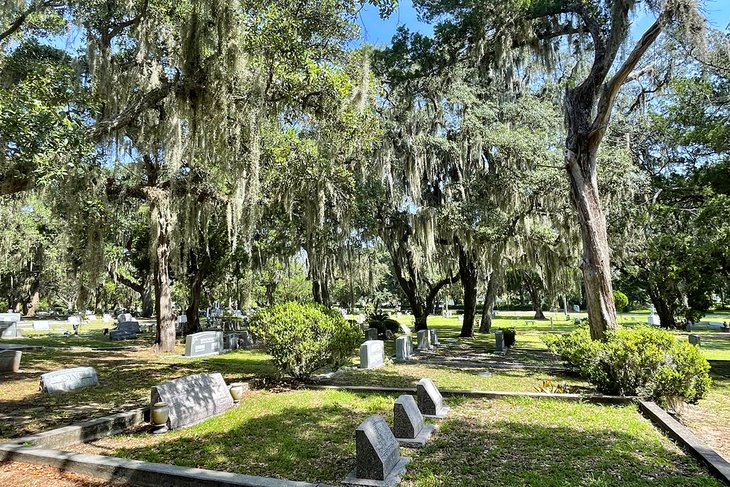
[613, 290, 629, 311]
[249, 302, 361, 380]
[545, 326, 711, 404]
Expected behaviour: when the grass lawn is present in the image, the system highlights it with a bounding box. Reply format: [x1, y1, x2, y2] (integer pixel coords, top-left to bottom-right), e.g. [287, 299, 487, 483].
[67, 389, 722, 486]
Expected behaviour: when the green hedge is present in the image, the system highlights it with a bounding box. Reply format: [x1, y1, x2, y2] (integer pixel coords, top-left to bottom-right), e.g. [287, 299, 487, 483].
[249, 302, 361, 379]
[544, 326, 711, 404]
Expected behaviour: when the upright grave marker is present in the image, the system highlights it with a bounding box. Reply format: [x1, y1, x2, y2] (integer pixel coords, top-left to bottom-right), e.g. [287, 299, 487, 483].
[184, 331, 224, 357]
[429, 329, 439, 346]
[416, 330, 431, 351]
[395, 336, 412, 362]
[360, 340, 385, 369]
[494, 330, 504, 353]
[689, 334, 701, 347]
[343, 415, 411, 487]
[0, 350, 22, 373]
[392, 394, 436, 448]
[365, 328, 379, 341]
[416, 378, 449, 419]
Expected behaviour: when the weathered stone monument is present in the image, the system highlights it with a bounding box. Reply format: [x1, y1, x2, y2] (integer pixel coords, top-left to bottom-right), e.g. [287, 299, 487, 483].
[40, 367, 99, 393]
[648, 306, 661, 326]
[360, 340, 385, 369]
[117, 313, 133, 324]
[0, 350, 22, 373]
[416, 329, 431, 351]
[394, 336, 413, 362]
[429, 329, 439, 346]
[416, 378, 449, 419]
[689, 334, 701, 347]
[0, 313, 21, 338]
[399, 323, 411, 335]
[150, 372, 234, 430]
[494, 330, 504, 353]
[184, 331, 224, 357]
[365, 328, 379, 341]
[111, 321, 140, 341]
[343, 415, 411, 487]
[392, 394, 436, 448]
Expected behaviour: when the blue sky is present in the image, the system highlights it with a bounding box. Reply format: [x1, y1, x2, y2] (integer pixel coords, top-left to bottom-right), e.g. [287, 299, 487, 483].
[357, 0, 730, 47]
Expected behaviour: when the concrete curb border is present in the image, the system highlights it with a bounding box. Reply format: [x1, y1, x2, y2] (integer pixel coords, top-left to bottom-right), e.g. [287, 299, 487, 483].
[638, 400, 730, 485]
[0, 444, 334, 487]
[305, 384, 635, 405]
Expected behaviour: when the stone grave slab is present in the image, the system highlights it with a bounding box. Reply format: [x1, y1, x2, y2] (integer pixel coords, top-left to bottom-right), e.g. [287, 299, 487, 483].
[399, 324, 411, 336]
[689, 334, 701, 346]
[150, 372, 234, 430]
[343, 415, 411, 487]
[429, 329, 439, 346]
[393, 394, 436, 448]
[40, 367, 99, 393]
[33, 320, 50, 331]
[0, 313, 21, 323]
[0, 321, 21, 338]
[0, 350, 22, 373]
[240, 329, 255, 347]
[117, 313, 133, 324]
[416, 378, 449, 419]
[184, 331, 224, 357]
[416, 330, 431, 351]
[365, 328, 379, 341]
[360, 340, 385, 369]
[495, 330, 504, 353]
[394, 336, 412, 362]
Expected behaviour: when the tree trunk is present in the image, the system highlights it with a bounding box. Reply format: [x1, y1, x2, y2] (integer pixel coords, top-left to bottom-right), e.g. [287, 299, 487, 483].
[141, 275, 154, 317]
[151, 192, 175, 353]
[265, 282, 276, 307]
[647, 286, 677, 329]
[479, 273, 500, 333]
[457, 243, 478, 337]
[566, 138, 617, 340]
[523, 274, 546, 320]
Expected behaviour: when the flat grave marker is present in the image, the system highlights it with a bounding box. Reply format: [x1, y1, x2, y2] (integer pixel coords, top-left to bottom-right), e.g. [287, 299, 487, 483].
[40, 367, 99, 393]
[150, 372, 234, 430]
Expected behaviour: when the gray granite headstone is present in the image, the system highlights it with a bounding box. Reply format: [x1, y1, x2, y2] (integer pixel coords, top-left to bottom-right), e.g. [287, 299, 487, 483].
[392, 394, 436, 448]
[365, 328, 379, 341]
[33, 320, 50, 331]
[689, 334, 701, 346]
[343, 415, 411, 487]
[395, 336, 412, 361]
[429, 329, 439, 346]
[117, 321, 141, 334]
[0, 350, 21, 373]
[224, 333, 240, 350]
[416, 378, 449, 418]
[495, 330, 504, 353]
[150, 372, 234, 430]
[416, 330, 431, 351]
[360, 340, 385, 369]
[117, 313, 133, 324]
[184, 331, 224, 357]
[0, 321, 20, 338]
[40, 367, 99, 393]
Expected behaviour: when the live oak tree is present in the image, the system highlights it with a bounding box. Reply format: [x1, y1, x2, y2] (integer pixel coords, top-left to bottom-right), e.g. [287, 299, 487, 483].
[407, 0, 705, 339]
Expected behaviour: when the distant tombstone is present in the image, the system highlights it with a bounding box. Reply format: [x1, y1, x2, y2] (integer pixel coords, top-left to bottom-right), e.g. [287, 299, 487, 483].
[150, 372, 234, 430]
[648, 308, 661, 326]
[184, 331, 224, 357]
[494, 330, 504, 353]
[68, 315, 81, 325]
[395, 336, 413, 362]
[416, 378, 449, 419]
[365, 328, 379, 341]
[102, 313, 113, 322]
[572, 304, 580, 313]
[343, 415, 411, 486]
[0, 350, 22, 373]
[429, 329, 439, 346]
[457, 314, 464, 323]
[40, 367, 99, 393]
[111, 321, 140, 340]
[118, 321, 141, 334]
[399, 324, 412, 336]
[689, 334, 701, 347]
[360, 340, 385, 369]
[0, 321, 21, 338]
[117, 313, 133, 324]
[176, 315, 188, 324]
[240, 329, 255, 347]
[392, 394, 436, 448]
[416, 330, 431, 351]
[223, 333, 240, 350]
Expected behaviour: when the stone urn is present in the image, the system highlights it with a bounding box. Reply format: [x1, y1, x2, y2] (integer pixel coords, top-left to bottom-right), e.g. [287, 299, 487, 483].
[229, 382, 246, 404]
[151, 402, 169, 434]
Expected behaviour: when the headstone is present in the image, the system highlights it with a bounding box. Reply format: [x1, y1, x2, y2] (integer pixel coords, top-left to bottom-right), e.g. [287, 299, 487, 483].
[0, 321, 21, 338]
[365, 328, 379, 341]
[68, 315, 81, 325]
[176, 315, 188, 324]
[399, 324, 411, 335]
[416, 378, 449, 418]
[102, 313, 113, 322]
[343, 415, 411, 487]
[150, 373, 234, 430]
[240, 329, 255, 347]
[0, 350, 22, 373]
[117, 321, 141, 334]
[360, 340, 385, 369]
[648, 308, 661, 326]
[395, 336, 413, 361]
[184, 331, 224, 357]
[495, 330, 504, 353]
[40, 367, 99, 393]
[689, 334, 701, 347]
[429, 329, 439, 346]
[392, 394, 436, 448]
[117, 313, 133, 324]
[33, 320, 50, 331]
[573, 304, 580, 313]
[224, 333, 240, 350]
[416, 329, 431, 351]
[111, 321, 140, 340]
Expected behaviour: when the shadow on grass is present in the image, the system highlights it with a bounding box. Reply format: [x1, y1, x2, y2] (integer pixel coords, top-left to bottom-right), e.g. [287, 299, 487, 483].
[79, 399, 722, 487]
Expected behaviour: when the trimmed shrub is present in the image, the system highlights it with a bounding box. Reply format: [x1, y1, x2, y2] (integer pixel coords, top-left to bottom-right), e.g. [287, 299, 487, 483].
[367, 310, 400, 338]
[501, 327, 516, 347]
[612, 290, 629, 312]
[249, 302, 361, 380]
[545, 326, 711, 403]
